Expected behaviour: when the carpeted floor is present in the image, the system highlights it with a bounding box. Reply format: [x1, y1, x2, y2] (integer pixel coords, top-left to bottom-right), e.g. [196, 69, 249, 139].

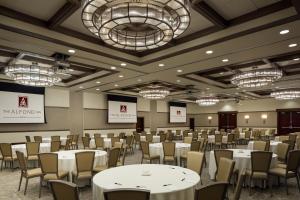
[0, 145, 299, 200]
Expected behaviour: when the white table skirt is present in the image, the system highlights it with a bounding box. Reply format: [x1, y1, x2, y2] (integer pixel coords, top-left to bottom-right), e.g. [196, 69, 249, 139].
[141, 136, 160, 143]
[55, 150, 107, 181]
[149, 143, 190, 165]
[42, 137, 67, 145]
[92, 164, 200, 200]
[247, 141, 282, 153]
[208, 149, 278, 179]
[12, 143, 51, 156]
[90, 139, 124, 149]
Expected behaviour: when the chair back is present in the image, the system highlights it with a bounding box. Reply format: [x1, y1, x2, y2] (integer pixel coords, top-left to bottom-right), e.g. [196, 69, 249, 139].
[183, 136, 193, 144]
[194, 182, 228, 200]
[253, 141, 266, 151]
[214, 149, 233, 168]
[190, 141, 201, 151]
[227, 134, 234, 143]
[201, 139, 208, 152]
[216, 158, 235, 182]
[49, 180, 79, 200]
[120, 148, 127, 166]
[26, 142, 40, 156]
[276, 143, 289, 162]
[25, 136, 31, 142]
[34, 136, 42, 143]
[0, 143, 13, 157]
[201, 133, 208, 140]
[104, 189, 150, 200]
[75, 151, 95, 173]
[250, 151, 272, 173]
[146, 134, 153, 143]
[16, 151, 28, 172]
[51, 136, 60, 141]
[94, 133, 101, 138]
[39, 153, 58, 174]
[283, 140, 296, 151]
[265, 140, 270, 151]
[111, 137, 120, 147]
[162, 142, 175, 157]
[51, 141, 61, 152]
[215, 134, 223, 143]
[65, 139, 72, 150]
[286, 150, 300, 172]
[107, 133, 114, 138]
[245, 131, 251, 139]
[232, 169, 246, 200]
[126, 135, 133, 146]
[82, 137, 90, 149]
[289, 134, 297, 142]
[176, 130, 181, 135]
[95, 137, 104, 149]
[187, 151, 204, 175]
[160, 134, 166, 142]
[85, 133, 90, 138]
[119, 132, 126, 139]
[108, 148, 120, 168]
[150, 131, 157, 135]
[140, 141, 150, 156]
[134, 133, 141, 142]
[67, 135, 74, 141]
[72, 135, 79, 143]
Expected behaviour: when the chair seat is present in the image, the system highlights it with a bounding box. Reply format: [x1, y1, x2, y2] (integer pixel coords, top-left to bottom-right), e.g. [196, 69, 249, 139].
[164, 156, 176, 161]
[276, 163, 287, 169]
[180, 155, 187, 160]
[269, 167, 296, 178]
[144, 154, 160, 160]
[43, 171, 68, 181]
[93, 165, 108, 172]
[27, 155, 39, 161]
[26, 168, 43, 178]
[72, 171, 92, 179]
[3, 156, 17, 161]
[246, 170, 268, 179]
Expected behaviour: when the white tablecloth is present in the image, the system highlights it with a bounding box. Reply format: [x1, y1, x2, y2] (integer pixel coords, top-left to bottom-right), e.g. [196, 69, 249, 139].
[12, 143, 51, 156]
[275, 136, 289, 142]
[149, 143, 190, 165]
[247, 141, 282, 153]
[42, 137, 67, 145]
[92, 164, 200, 200]
[209, 149, 278, 179]
[141, 136, 160, 143]
[90, 139, 124, 149]
[55, 150, 107, 181]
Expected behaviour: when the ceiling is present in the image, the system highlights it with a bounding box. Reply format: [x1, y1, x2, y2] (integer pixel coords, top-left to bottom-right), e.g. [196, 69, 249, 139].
[0, 0, 300, 104]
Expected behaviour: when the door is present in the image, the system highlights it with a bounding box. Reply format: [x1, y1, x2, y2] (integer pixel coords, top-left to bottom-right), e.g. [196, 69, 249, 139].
[277, 109, 300, 135]
[218, 112, 237, 132]
[189, 118, 195, 131]
[136, 117, 144, 133]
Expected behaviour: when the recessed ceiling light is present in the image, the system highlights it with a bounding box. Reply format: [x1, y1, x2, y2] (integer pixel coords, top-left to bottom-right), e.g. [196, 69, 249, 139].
[219, 72, 224, 75]
[177, 69, 182, 73]
[206, 88, 210, 90]
[206, 50, 213, 54]
[137, 79, 142, 82]
[111, 66, 116, 70]
[120, 63, 127, 66]
[96, 81, 101, 84]
[176, 80, 181, 83]
[158, 63, 165, 67]
[118, 75, 124, 78]
[289, 43, 298, 48]
[114, 84, 119, 87]
[68, 68, 74, 72]
[68, 49, 75, 54]
[293, 58, 300, 61]
[222, 59, 229, 62]
[280, 29, 289, 35]
[79, 86, 83, 89]
[96, 88, 100, 91]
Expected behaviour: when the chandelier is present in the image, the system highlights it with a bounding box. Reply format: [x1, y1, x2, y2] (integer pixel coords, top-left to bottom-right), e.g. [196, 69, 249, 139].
[270, 89, 300, 100]
[196, 97, 219, 106]
[4, 63, 62, 87]
[81, 0, 190, 51]
[231, 68, 282, 88]
[139, 89, 170, 99]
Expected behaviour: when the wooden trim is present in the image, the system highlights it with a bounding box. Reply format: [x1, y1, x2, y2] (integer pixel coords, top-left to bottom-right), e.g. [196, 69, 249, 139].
[0, 129, 70, 133]
[276, 108, 300, 112]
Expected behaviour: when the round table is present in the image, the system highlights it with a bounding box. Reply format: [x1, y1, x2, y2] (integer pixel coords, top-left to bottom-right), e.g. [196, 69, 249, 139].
[208, 149, 278, 179]
[149, 143, 190, 165]
[90, 138, 124, 149]
[247, 141, 282, 153]
[12, 143, 50, 156]
[42, 137, 67, 145]
[55, 150, 107, 182]
[92, 164, 200, 200]
[141, 136, 160, 143]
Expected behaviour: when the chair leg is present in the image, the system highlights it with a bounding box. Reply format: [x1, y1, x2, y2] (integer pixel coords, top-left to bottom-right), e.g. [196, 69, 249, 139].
[285, 178, 289, 195]
[24, 178, 29, 195]
[39, 177, 42, 198]
[296, 174, 300, 192]
[18, 175, 23, 191]
[1, 160, 3, 171]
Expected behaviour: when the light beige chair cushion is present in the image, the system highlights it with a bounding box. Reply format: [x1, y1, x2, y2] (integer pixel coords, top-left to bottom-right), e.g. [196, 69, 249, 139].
[44, 171, 68, 181]
[72, 171, 92, 179]
[164, 156, 175, 161]
[269, 167, 295, 178]
[246, 170, 268, 179]
[26, 168, 43, 177]
[27, 155, 39, 160]
[93, 165, 108, 172]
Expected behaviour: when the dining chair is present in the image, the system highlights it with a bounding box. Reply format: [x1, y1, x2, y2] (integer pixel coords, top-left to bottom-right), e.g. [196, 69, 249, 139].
[125, 135, 134, 154]
[34, 136, 42, 143]
[25, 136, 31, 142]
[246, 151, 273, 195]
[16, 151, 42, 195]
[113, 142, 124, 161]
[232, 169, 246, 200]
[187, 151, 205, 183]
[73, 151, 95, 185]
[95, 137, 105, 150]
[107, 133, 115, 138]
[180, 141, 200, 166]
[64, 139, 72, 150]
[72, 134, 79, 149]
[183, 136, 193, 144]
[82, 136, 91, 149]
[133, 132, 141, 149]
[51, 141, 61, 152]
[0, 143, 17, 170]
[119, 132, 126, 139]
[140, 141, 160, 164]
[104, 189, 150, 200]
[225, 134, 234, 148]
[51, 136, 60, 142]
[276, 143, 289, 166]
[94, 133, 101, 138]
[85, 133, 90, 138]
[289, 134, 297, 143]
[253, 141, 267, 151]
[269, 150, 300, 195]
[215, 158, 235, 183]
[111, 137, 120, 148]
[146, 134, 153, 143]
[265, 140, 270, 151]
[38, 153, 68, 197]
[150, 130, 157, 135]
[93, 148, 120, 173]
[49, 180, 79, 200]
[194, 182, 228, 200]
[26, 142, 40, 166]
[160, 134, 167, 142]
[282, 140, 296, 151]
[162, 142, 176, 165]
[117, 147, 127, 166]
[244, 131, 251, 144]
[214, 149, 233, 177]
[214, 134, 223, 149]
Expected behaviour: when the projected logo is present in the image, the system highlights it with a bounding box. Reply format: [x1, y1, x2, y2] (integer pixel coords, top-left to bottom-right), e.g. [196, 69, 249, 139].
[18, 96, 28, 108]
[177, 110, 181, 115]
[120, 105, 127, 113]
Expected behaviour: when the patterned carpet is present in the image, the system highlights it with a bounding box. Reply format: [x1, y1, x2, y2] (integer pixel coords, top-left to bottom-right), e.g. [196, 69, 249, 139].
[0, 145, 299, 200]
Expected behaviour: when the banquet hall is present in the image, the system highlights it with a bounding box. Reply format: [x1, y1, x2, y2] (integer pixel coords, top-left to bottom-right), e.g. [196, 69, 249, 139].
[0, 0, 300, 200]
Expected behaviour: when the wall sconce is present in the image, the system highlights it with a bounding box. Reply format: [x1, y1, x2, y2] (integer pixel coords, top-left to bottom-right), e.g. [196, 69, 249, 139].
[261, 114, 268, 124]
[244, 115, 250, 123]
[208, 116, 212, 124]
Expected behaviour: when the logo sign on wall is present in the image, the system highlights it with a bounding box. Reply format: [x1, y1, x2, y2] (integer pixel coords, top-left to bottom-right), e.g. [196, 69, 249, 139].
[177, 110, 181, 115]
[170, 102, 186, 123]
[120, 105, 127, 113]
[18, 96, 28, 108]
